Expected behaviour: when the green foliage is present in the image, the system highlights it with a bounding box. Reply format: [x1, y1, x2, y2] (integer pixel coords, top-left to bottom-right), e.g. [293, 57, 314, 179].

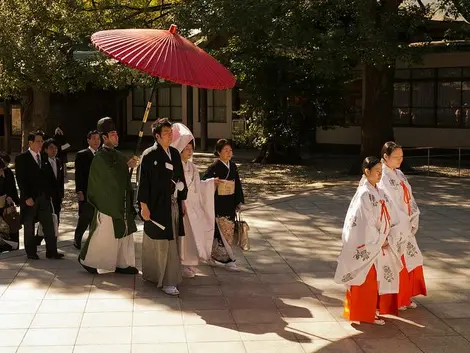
[232, 118, 265, 150]
[173, 0, 468, 155]
[0, 0, 178, 98]
[174, 0, 359, 150]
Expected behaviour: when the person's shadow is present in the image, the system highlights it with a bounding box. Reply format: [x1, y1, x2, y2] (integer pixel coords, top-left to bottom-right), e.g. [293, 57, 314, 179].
[173, 266, 345, 343]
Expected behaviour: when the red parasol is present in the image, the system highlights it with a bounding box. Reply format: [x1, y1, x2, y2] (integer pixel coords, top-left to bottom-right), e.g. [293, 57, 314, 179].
[91, 25, 236, 90]
[91, 24, 236, 159]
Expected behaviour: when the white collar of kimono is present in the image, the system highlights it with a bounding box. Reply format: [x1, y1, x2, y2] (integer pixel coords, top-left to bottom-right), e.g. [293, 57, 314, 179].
[154, 142, 172, 160]
[358, 175, 380, 192]
[220, 159, 230, 169]
[382, 163, 401, 179]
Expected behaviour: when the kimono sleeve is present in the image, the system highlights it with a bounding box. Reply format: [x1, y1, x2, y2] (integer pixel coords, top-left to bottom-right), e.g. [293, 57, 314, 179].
[384, 194, 405, 254]
[410, 213, 419, 233]
[137, 151, 153, 206]
[202, 162, 218, 180]
[87, 153, 121, 219]
[342, 191, 381, 248]
[232, 162, 245, 205]
[198, 166, 216, 198]
[174, 155, 188, 201]
[334, 190, 384, 285]
[398, 170, 420, 231]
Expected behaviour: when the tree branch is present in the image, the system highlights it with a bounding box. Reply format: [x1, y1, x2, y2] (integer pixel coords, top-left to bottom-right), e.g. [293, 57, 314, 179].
[119, 3, 174, 23]
[415, 0, 426, 12]
[449, 0, 470, 24]
[143, 11, 171, 26]
[77, 3, 172, 13]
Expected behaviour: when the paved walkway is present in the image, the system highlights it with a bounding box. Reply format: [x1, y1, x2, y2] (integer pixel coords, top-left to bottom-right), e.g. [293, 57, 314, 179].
[1, 176, 470, 353]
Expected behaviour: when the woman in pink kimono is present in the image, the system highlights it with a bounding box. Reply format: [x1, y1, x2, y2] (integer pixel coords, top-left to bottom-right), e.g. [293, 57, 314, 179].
[171, 123, 219, 278]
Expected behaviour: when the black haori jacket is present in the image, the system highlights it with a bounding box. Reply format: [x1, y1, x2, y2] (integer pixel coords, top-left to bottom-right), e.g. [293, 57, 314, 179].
[137, 143, 188, 240]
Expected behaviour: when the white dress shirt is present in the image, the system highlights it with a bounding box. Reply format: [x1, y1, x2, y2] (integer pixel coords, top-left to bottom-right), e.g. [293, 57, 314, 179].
[29, 148, 41, 167]
[48, 157, 58, 178]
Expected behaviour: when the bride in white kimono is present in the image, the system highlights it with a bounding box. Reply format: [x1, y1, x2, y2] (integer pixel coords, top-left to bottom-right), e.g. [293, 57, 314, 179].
[171, 123, 218, 278]
[334, 156, 403, 325]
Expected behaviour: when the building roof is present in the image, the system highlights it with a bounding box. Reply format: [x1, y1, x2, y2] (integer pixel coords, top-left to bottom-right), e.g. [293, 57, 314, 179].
[421, 0, 467, 22]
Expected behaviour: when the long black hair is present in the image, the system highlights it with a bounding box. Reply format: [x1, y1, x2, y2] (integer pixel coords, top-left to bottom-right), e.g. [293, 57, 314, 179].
[381, 141, 402, 159]
[362, 156, 380, 174]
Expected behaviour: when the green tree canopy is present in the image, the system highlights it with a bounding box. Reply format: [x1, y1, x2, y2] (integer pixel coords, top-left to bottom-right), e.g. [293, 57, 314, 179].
[173, 0, 470, 163]
[0, 0, 177, 146]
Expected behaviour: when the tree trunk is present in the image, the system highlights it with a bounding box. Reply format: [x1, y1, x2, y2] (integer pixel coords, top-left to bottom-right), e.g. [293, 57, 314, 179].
[348, 64, 395, 174]
[199, 88, 208, 152]
[21, 87, 50, 150]
[361, 64, 395, 158]
[3, 99, 11, 153]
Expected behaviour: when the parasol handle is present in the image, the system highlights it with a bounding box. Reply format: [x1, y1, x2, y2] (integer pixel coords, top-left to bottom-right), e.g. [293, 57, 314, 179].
[130, 78, 159, 220]
[129, 78, 159, 178]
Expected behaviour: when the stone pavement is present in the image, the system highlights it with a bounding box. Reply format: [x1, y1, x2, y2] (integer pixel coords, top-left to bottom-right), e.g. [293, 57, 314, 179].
[1, 175, 470, 353]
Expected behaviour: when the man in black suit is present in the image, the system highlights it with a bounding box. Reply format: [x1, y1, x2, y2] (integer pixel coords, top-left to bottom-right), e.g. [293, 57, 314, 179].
[42, 139, 65, 223]
[73, 130, 100, 249]
[15, 131, 63, 260]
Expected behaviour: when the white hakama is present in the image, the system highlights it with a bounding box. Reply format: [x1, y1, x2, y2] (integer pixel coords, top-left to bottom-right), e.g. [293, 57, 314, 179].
[80, 212, 135, 273]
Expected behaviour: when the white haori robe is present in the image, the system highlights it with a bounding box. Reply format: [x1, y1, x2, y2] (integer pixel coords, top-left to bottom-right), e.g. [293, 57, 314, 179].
[80, 212, 136, 273]
[378, 164, 423, 272]
[334, 179, 403, 295]
[180, 160, 216, 265]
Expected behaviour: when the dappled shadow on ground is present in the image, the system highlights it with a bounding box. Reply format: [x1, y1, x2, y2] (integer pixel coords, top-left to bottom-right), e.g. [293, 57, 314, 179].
[240, 175, 470, 351]
[1, 175, 470, 351]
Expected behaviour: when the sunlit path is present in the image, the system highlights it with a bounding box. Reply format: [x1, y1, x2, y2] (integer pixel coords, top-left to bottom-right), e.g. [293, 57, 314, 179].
[1, 176, 469, 352]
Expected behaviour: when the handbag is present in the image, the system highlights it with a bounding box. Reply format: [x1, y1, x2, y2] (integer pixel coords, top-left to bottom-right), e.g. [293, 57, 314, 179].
[37, 213, 58, 238]
[234, 212, 250, 251]
[37, 201, 59, 238]
[3, 206, 21, 233]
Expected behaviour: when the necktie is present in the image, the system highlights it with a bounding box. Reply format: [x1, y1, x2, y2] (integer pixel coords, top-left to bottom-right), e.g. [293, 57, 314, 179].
[51, 158, 57, 178]
[36, 154, 41, 167]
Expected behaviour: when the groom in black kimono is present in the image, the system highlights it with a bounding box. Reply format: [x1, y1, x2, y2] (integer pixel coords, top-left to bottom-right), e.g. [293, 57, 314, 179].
[138, 118, 187, 296]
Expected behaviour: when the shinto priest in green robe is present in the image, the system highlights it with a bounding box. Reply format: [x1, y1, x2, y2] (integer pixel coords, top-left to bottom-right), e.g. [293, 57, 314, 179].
[79, 117, 138, 274]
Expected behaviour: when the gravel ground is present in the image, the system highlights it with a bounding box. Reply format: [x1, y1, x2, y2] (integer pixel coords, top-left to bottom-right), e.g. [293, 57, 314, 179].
[54, 149, 470, 211]
[60, 150, 351, 210]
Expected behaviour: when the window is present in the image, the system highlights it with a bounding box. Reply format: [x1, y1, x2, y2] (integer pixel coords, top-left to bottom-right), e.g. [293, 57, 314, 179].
[208, 90, 227, 123]
[411, 81, 435, 126]
[132, 86, 182, 121]
[438, 68, 462, 78]
[392, 67, 470, 128]
[393, 82, 410, 125]
[158, 86, 182, 120]
[437, 81, 461, 127]
[460, 82, 470, 127]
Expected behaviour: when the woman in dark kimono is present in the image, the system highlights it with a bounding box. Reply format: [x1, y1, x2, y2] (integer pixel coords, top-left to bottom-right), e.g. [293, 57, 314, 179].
[202, 139, 244, 271]
[0, 154, 20, 252]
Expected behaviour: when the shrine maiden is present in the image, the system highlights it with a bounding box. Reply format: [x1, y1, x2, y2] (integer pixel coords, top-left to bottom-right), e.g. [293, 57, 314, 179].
[334, 157, 402, 325]
[378, 141, 427, 310]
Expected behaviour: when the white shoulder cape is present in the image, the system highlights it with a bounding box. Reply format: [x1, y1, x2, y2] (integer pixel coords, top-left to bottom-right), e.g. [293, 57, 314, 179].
[334, 179, 402, 294]
[378, 164, 423, 271]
